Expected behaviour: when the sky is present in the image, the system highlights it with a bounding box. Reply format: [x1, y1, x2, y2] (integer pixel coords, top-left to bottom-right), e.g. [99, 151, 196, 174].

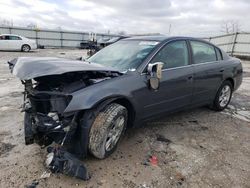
[0, 0, 250, 37]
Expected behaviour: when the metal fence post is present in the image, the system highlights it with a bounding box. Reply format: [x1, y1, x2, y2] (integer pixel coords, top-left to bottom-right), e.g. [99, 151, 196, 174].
[60, 31, 63, 48]
[35, 29, 38, 46]
[231, 32, 238, 56]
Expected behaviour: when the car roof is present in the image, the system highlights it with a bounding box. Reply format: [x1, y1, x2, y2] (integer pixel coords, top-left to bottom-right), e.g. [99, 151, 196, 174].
[0, 34, 21, 37]
[124, 35, 169, 41]
[124, 35, 209, 43]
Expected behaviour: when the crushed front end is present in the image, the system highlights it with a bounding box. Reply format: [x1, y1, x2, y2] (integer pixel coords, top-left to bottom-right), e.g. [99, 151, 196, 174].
[20, 70, 116, 149]
[23, 79, 75, 147]
[8, 57, 122, 180]
[19, 76, 91, 180]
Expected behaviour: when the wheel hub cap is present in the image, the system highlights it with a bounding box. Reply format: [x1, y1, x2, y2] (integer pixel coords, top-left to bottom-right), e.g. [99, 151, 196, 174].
[219, 85, 231, 107]
[105, 116, 125, 151]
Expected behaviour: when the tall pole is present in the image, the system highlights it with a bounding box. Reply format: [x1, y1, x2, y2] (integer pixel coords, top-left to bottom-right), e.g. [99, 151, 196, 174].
[169, 24, 172, 35]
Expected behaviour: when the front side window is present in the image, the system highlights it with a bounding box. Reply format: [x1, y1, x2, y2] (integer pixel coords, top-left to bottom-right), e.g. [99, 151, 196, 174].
[150, 40, 189, 69]
[190, 41, 216, 64]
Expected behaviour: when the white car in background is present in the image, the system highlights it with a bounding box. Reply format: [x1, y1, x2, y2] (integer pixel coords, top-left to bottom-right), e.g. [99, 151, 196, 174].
[0, 34, 37, 52]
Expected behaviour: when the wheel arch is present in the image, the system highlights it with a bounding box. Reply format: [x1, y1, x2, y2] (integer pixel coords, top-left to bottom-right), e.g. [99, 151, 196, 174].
[224, 77, 234, 90]
[71, 95, 136, 159]
[21, 44, 31, 51]
[92, 96, 136, 129]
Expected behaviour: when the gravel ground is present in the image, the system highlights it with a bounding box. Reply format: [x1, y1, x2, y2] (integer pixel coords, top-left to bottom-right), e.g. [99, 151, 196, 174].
[0, 49, 249, 188]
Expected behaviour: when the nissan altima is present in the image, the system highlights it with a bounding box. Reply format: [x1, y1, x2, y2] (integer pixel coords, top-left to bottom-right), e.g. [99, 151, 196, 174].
[9, 36, 242, 161]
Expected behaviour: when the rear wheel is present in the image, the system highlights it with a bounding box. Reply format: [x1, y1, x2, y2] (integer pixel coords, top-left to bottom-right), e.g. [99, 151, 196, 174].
[21, 44, 31, 52]
[212, 80, 233, 111]
[88, 103, 128, 159]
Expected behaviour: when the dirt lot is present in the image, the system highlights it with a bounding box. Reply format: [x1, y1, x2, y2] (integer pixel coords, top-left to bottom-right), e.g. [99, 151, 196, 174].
[0, 49, 249, 188]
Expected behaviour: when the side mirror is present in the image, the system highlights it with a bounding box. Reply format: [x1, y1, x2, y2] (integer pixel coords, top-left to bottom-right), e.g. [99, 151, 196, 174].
[147, 62, 164, 90]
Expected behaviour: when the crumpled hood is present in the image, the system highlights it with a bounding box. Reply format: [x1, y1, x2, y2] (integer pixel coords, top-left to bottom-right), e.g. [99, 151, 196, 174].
[8, 57, 120, 80]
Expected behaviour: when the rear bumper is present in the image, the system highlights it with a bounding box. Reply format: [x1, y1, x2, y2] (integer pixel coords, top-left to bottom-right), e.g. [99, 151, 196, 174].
[30, 43, 37, 50]
[234, 66, 243, 91]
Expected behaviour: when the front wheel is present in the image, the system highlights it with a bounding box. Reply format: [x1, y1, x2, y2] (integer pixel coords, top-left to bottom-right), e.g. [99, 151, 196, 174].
[88, 103, 128, 159]
[212, 80, 233, 111]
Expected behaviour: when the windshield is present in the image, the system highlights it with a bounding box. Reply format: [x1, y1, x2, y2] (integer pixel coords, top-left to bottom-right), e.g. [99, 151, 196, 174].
[88, 40, 159, 72]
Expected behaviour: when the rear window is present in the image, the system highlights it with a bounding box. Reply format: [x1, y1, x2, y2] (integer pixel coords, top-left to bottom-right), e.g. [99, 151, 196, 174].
[190, 41, 217, 64]
[9, 36, 21, 40]
[0, 35, 6, 40]
[215, 47, 223, 60]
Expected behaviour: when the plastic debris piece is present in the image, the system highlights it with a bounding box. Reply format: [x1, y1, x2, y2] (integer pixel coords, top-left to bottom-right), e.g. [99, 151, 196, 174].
[45, 146, 90, 180]
[149, 155, 158, 166]
[25, 180, 39, 188]
[156, 134, 172, 144]
[40, 171, 51, 179]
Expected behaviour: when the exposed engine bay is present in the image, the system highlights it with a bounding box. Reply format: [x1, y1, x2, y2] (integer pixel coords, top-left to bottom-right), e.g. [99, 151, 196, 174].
[23, 70, 120, 147]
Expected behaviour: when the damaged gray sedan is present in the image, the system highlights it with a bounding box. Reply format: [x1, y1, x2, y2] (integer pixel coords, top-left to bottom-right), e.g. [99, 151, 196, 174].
[9, 36, 242, 178]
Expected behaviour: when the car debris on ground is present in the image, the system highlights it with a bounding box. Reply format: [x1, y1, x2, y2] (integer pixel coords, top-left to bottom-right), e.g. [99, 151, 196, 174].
[45, 146, 90, 180]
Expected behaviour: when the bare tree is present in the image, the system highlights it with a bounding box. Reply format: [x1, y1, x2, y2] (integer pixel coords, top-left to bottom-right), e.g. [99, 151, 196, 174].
[221, 20, 241, 34]
[26, 23, 37, 29]
[117, 31, 126, 35]
[168, 23, 172, 35]
[0, 18, 13, 27]
[231, 21, 241, 33]
[55, 26, 62, 31]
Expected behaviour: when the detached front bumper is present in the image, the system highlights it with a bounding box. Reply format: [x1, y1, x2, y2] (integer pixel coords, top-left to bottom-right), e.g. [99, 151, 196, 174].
[24, 111, 71, 146]
[22, 83, 91, 180]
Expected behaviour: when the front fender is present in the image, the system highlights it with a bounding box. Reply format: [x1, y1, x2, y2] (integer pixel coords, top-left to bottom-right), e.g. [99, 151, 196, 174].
[64, 83, 134, 113]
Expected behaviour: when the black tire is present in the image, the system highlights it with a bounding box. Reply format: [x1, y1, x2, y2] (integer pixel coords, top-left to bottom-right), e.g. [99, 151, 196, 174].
[88, 103, 128, 159]
[24, 112, 34, 145]
[212, 80, 233, 111]
[21, 44, 31, 52]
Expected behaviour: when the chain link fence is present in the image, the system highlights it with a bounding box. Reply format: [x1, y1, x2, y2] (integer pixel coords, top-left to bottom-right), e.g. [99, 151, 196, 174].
[1, 26, 250, 58]
[205, 32, 250, 58]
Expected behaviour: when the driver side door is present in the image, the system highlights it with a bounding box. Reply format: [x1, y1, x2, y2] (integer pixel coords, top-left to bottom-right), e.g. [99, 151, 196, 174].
[136, 40, 194, 120]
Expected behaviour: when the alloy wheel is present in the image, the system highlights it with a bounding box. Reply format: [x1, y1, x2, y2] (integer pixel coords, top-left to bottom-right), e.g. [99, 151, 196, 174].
[219, 85, 231, 108]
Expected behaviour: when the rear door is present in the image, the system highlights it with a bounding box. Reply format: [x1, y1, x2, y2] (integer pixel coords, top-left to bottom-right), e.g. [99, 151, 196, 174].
[8, 35, 23, 50]
[136, 40, 194, 119]
[189, 40, 224, 105]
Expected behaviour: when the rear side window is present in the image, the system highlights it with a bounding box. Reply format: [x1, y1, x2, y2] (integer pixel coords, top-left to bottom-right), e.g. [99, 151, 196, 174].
[151, 40, 189, 69]
[215, 47, 223, 60]
[9, 36, 21, 40]
[190, 41, 216, 64]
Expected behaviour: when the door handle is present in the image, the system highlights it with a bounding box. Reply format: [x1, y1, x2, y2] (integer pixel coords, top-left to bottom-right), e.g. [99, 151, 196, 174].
[187, 76, 193, 80]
